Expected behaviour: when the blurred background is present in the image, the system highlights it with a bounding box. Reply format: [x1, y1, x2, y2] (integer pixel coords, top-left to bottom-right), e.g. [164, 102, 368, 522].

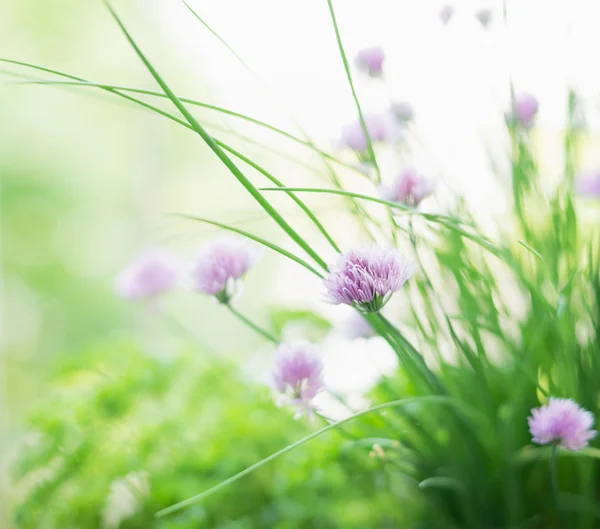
[2, 0, 600, 526]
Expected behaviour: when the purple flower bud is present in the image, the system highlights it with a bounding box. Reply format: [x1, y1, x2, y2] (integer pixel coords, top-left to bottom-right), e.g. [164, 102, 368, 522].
[475, 8, 492, 28]
[191, 237, 259, 302]
[324, 246, 417, 312]
[528, 398, 596, 451]
[340, 114, 389, 153]
[115, 248, 180, 300]
[271, 341, 325, 419]
[391, 101, 415, 123]
[439, 4, 455, 25]
[575, 171, 600, 198]
[379, 167, 433, 207]
[508, 93, 539, 129]
[355, 46, 385, 77]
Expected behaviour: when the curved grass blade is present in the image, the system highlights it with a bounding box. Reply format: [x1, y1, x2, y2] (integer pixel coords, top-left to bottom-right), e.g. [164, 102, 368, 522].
[155, 395, 453, 517]
[5, 66, 340, 254]
[325, 0, 380, 182]
[0, 59, 366, 177]
[175, 215, 324, 278]
[214, 141, 340, 252]
[102, 2, 328, 272]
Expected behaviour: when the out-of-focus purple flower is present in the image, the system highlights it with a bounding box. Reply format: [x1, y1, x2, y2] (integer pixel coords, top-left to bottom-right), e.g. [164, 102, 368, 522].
[340, 114, 389, 153]
[338, 311, 375, 339]
[528, 398, 596, 451]
[391, 101, 414, 122]
[191, 237, 259, 302]
[379, 167, 433, 207]
[439, 4, 455, 24]
[115, 248, 180, 300]
[575, 171, 600, 198]
[272, 341, 325, 419]
[324, 246, 416, 312]
[355, 46, 385, 77]
[475, 8, 492, 28]
[508, 93, 539, 129]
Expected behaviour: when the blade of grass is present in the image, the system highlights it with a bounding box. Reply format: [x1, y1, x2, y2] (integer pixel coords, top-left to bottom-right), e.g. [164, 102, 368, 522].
[5, 68, 341, 253]
[0, 59, 366, 177]
[102, 2, 328, 272]
[214, 141, 340, 252]
[155, 395, 453, 517]
[175, 214, 324, 278]
[325, 0, 381, 182]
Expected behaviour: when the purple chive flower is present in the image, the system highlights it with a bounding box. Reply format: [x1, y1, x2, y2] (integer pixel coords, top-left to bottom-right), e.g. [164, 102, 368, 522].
[272, 341, 325, 419]
[391, 101, 415, 123]
[508, 93, 539, 129]
[340, 114, 389, 153]
[475, 7, 492, 28]
[379, 167, 433, 207]
[355, 46, 385, 77]
[115, 248, 180, 300]
[528, 398, 596, 451]
[439, 4, 455, 24]
[191, 237, 259, 302]
[575, 171, 600, 198]
[324, 246, 417, 312]
[338, 311, 375, 339]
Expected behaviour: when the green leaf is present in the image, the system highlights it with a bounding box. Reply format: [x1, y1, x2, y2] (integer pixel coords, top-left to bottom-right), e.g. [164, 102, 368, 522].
[102, 1, 328, 272]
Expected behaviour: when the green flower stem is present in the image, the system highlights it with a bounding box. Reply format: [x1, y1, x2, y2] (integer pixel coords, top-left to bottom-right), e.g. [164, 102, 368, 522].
[550, 444, 565, 526]
[224, 303, 279, 344]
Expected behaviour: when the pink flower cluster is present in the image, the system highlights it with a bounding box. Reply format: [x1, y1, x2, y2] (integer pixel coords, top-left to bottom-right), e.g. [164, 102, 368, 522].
[528, 398, 596, 451]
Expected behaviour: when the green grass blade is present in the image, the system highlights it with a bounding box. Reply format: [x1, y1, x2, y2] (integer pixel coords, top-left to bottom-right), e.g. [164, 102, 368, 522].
[214, 141, 340, 252]
[103, 2, 328, 271]
[175, 215, 324, 278]
[6, 75, 366, 176]
[325, 0, 380, 182]
[4, 68, 340, 252]
[155, 395, 453, 517]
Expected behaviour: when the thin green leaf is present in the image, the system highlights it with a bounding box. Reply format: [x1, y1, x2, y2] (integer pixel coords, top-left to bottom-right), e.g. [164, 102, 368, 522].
[325, 0, 380, 182]
[155, 395, 453, 517]
[175, 214, 324, 278]
[213, 141, 340, 252]
[103, 2, 328, 271]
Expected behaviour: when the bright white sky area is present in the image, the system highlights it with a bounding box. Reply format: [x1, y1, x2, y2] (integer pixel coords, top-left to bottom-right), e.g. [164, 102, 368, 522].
[155, 0, 600, 215]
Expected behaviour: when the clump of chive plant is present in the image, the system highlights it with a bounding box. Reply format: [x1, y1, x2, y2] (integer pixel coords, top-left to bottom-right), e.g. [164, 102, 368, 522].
[324, 246, 416, 312]
[190, 236, 259, 303]
[115, 248, 180, 300]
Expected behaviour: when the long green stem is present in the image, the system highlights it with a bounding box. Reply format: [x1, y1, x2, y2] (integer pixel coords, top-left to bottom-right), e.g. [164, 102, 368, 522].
[550, 444, 565, 526]
[155, 395, 452, 517]
[224, 303, 278, 343]
[325, 0, 381, 182]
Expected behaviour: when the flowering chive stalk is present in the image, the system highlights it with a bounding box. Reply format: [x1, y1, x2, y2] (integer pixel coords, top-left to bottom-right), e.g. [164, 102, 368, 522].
[390, 101, 414, 123]
[340, 114, 390, 154]
[528, 398, 596, 451]
[190, 236, 259, 303]
[508, 93, 539, 129]
[355, 46, 385, 77]
[271, 341, 325, 419]
[324, 246, 416, 312]
[379, 167, 433, 207]
[115, 248, 180, 300]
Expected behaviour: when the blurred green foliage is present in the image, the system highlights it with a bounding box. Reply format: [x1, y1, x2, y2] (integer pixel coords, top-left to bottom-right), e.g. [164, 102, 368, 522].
[10, 341, 409, 529]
